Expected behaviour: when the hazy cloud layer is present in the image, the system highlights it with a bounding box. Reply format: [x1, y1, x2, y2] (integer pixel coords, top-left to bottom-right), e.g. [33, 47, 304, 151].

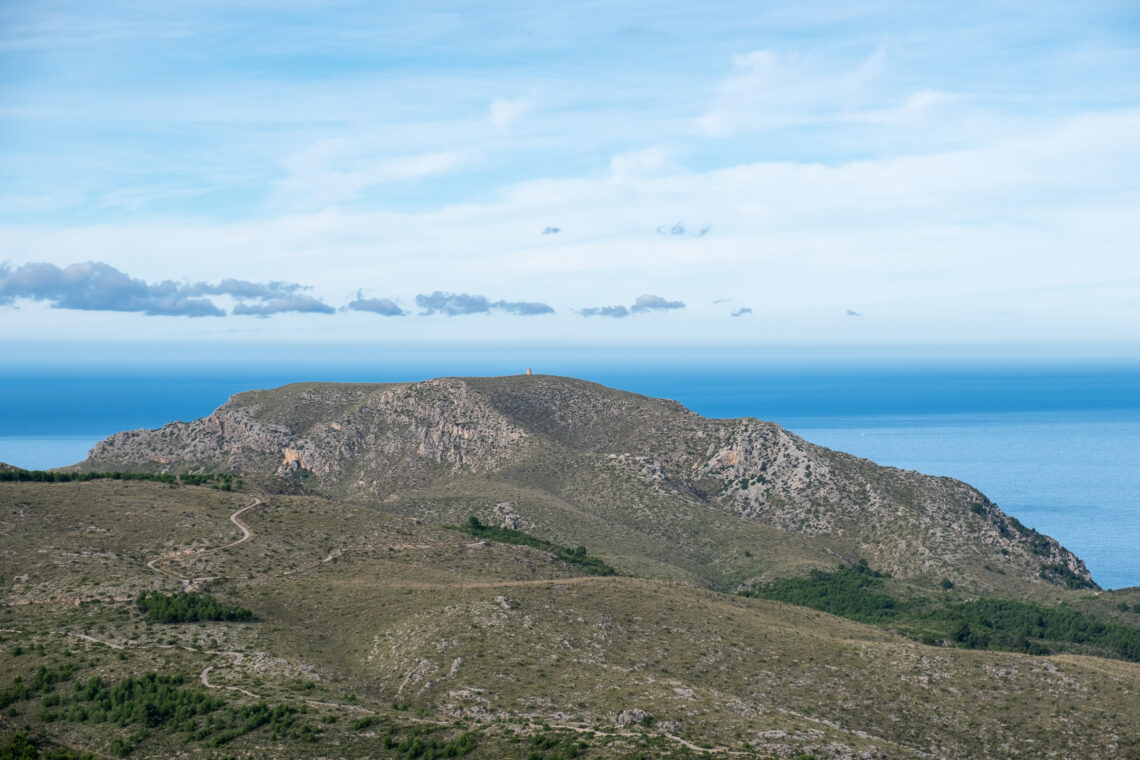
[731, 307, 753, 317]
[631, 293, 685, 312]
[415, 291, 553, 316]
[0, 261, 333, 317]
[347, 295, 405, 316]
[579, 305, 630, 318]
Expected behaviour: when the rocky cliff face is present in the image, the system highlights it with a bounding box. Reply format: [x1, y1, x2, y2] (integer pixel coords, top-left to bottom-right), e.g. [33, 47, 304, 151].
[81, 374, 1096, 589]
[88, 379, 531, 497]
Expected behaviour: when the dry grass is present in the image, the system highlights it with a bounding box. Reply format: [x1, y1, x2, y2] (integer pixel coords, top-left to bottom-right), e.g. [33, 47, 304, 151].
[2, 480, 1139, 759]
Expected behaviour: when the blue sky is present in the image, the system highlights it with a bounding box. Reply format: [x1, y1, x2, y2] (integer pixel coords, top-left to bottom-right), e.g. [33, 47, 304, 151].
[1, 1, 1138, 352]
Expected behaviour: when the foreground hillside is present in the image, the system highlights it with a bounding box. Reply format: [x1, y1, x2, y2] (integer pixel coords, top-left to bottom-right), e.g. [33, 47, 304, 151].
[2, 479, 1139, 759]
[82, 375, 1093, 593]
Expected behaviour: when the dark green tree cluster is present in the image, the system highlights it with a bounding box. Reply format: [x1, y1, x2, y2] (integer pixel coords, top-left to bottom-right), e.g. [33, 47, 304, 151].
[60, 673, 222, 729]
[461, 516, 617, 576]
[0, 470, 240, 490]
[3, 668, 319, 756]
[1, 666, 79, 710]
[381, 724, 477, 759]
[0, 733, 96, 760]
[742, 559, 903, 623]
[526, 731, 588, 759]
[0, 470, 178, 485]
[936, 597, 1140, 660]
[742, 561, 1140, 662]
[193, 702, 316, 747]
[135, 591, 254, 623]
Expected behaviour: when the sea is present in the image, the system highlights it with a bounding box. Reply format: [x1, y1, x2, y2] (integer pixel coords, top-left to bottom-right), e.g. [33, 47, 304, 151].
[2, 357, 1137, 590]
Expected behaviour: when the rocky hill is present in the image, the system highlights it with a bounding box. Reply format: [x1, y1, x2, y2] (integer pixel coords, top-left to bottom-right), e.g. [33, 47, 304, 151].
[80, 375, 1094, 592]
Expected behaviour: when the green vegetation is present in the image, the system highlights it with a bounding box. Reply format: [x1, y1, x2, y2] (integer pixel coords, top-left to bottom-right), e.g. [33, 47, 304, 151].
[1039, 561, 1095, 589]
[526, 731, 588, 759]
[380, 724, 477, 759]
[0, 469, 240, 490]
[2, 668, 317, 755]
[460, 516, 618, 576]
[3, 444, 1138, 760]
[0, 733, 97, 760]
[746, 560, 905, 623]
[135, 591, 254, 623]
[744, 561, 1140, 661]
[2, 666, 80, 710]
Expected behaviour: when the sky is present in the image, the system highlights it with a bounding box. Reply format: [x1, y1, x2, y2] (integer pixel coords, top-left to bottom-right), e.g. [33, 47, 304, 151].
[1, 1, 1139, 355]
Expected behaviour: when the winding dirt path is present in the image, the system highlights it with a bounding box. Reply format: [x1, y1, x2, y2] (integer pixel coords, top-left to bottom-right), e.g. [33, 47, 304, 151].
[144, 497, 261, 588]
[199, 657, 261, 699]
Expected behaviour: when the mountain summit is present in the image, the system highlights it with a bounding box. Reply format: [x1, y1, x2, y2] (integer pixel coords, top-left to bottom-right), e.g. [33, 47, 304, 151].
[82, 374, 1094, 591]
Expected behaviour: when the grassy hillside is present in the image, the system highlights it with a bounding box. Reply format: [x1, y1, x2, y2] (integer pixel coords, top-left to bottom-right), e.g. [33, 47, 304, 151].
[77, 376, 1097, 593]
[3, 480, 1139, 758]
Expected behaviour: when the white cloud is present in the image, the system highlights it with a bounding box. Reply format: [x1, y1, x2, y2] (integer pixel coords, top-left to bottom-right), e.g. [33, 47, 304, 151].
[273, 140, 473, 208]
[489, 97, 535, 128]
[698, 47, 959, 137]
[609, 147, 676, 180]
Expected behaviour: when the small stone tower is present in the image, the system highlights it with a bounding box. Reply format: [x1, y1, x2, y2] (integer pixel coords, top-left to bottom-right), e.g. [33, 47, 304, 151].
[525, 368, 532, 375]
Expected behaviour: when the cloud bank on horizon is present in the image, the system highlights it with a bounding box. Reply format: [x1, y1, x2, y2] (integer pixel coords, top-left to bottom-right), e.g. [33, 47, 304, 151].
[0, 1, 1137, 348]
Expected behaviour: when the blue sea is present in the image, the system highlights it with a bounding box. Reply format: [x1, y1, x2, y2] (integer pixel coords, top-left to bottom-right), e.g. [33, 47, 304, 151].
[1, 357, 1137, 589]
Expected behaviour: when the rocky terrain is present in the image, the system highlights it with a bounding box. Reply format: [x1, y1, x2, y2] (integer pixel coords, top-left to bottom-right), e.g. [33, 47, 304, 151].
[4, 376, 1139, 758]
[82, 375, 1093, 591]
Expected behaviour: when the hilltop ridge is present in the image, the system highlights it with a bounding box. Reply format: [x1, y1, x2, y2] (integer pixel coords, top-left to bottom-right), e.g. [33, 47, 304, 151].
[80, 374, 1095, 592]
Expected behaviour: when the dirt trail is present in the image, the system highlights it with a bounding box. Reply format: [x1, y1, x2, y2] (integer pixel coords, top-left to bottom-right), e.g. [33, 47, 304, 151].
[69, 632, 125, 650]
[199, 661, 261, 699]
[545, 721, 756, 756]
[282, 542, 441, 577]
[395, 575, 624, 590]
[144, 497, 261, 587]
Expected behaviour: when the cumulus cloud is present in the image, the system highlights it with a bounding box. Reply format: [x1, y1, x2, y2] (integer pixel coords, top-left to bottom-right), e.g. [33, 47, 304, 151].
[416, 291, 492, 315]
[0, 260, 334, 317]
[579, 295, 686, 317]
[631, 293, 685, 312]
[541, 226, 561, 235]
[496, 300, 555, 316]
[347, 294, 405, 316]
[0, 261, 223, 317]
[731, 307, 753, 317]
[184, 278, 304, 299]
[579, 305, 630, 318]
[846, 309, 862, 316]
[415, 291, 553, 316]
[232, 295, 336, 316]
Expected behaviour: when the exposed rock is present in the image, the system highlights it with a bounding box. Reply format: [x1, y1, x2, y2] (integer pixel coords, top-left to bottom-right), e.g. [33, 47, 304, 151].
[79, 374, 1096, 589]
[615, 708, 651, 727]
